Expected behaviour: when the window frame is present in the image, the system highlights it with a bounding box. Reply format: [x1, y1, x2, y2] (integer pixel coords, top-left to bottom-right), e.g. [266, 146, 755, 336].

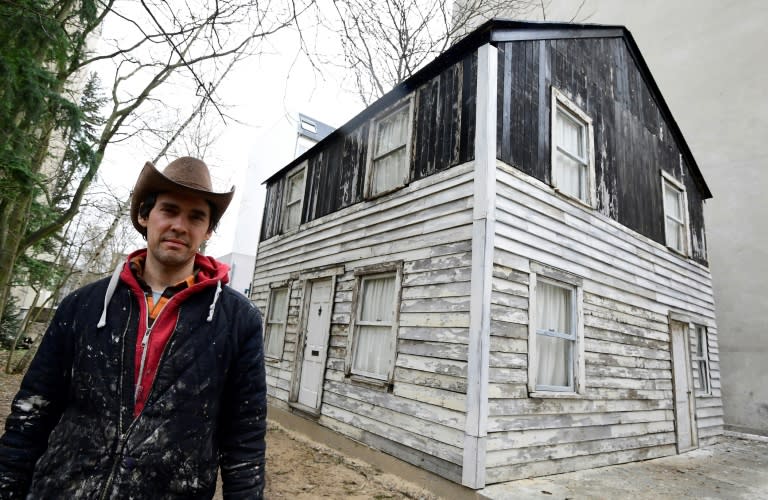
[281, 161, 307, 233]
[264, 285, 290, 361]
[364, 97, 414, 199]
[528, 263, 585, 396]
[661, 171, 690, 256]
[346, 263, 403, 385]
[692, 324, 712, 396]
[550, 87, 596, 207]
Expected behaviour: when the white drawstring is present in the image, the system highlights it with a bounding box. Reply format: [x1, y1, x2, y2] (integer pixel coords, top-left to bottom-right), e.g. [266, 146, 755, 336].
[206, 281, 222, 322]
[98, 262, 124, 328]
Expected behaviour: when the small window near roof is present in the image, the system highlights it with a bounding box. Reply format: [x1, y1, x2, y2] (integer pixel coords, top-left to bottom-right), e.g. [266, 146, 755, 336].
[662, 173, 689, 255]
[367, 101, 412, 197]
[551, 88, 595, 206]
[282, 164, 305, 232]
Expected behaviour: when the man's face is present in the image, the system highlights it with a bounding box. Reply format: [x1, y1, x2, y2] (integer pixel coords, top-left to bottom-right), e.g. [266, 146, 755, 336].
[138, 192, 212, 273]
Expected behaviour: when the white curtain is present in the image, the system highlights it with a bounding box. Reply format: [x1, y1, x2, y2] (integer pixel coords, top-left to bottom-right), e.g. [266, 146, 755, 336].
[555, 108, 587, 200]
[536, 281, 572, 388]
[664, 184, 683, 250]
[266, 288, 288, 357]
[372, 107, 408, 194]
[353, 275, 395, 378]
[285, 170, 304, 228]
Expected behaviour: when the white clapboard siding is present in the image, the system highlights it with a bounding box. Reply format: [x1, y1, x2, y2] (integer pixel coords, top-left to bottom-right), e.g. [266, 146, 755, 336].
[253, 164, 476, 481]
[488, 421, 674, 450]
[490, 397, 671, 416]
[318, 415, 464, 483]
[495, 167, 715, 315]
[487, 444, 677, 483]
[486, 161, 721, 484]
[486, 432, 675, 467]
[488, 409, 673, 433]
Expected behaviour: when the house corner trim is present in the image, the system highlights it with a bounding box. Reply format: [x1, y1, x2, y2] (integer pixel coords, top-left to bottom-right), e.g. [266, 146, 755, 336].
[462, 42, 497, 490]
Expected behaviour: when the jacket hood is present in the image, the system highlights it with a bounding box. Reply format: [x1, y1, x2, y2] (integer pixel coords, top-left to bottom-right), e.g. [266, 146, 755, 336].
[97, 249, 231, 328]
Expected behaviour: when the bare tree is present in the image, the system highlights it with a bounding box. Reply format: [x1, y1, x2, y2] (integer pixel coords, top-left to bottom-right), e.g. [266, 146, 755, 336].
[0, 0, 310, 322]
[307, 0, 540, 105]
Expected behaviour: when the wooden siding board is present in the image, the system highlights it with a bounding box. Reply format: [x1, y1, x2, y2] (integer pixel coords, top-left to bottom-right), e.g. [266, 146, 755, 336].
[324, 380, 466, 430]
[322, 391, 465, 448]
[487, 432, 675, 468]
[487, 444, 676, 483]
[319, 415, 464, 483]
[490, 398, 671, 416]
[321, 403, 463, 464]
[496, 184, 714, 303]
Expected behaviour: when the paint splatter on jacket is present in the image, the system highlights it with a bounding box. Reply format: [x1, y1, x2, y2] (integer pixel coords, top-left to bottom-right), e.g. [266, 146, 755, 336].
[0, 251, 266, 499]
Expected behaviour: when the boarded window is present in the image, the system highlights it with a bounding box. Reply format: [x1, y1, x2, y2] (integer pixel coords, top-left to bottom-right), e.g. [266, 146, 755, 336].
[693, 324, 711, 395]
[663, 175, 688, 254]
[369, 103, 411, 197]
[351, 273, 398, 381]
[535, 280, 577, 391]
[265, 287, 289, 359]
[551, 88, 594, 205]
[282, 166, 305, 231]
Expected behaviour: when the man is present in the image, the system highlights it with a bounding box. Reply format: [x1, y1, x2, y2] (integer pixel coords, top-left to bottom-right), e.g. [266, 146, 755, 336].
[0, 157, 266, 499]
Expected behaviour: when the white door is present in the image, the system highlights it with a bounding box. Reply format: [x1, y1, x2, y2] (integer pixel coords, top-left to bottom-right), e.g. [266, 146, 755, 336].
[297, 278, 333, 409]
[670, 320, 697, 452]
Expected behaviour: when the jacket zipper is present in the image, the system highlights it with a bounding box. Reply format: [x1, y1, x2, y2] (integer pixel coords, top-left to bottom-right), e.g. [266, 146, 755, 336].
[134, 325, 153, 402]
[99, 293, 133, 500]
[100, 298, 182, 498]
[100, 291, 177, 499]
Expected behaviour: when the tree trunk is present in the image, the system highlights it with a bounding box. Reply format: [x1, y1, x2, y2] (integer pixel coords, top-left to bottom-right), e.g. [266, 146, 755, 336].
[0, 192, 34, 327]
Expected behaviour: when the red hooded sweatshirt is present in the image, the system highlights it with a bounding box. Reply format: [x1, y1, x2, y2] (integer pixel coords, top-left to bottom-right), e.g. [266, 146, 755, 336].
[119, 249, 230, 416]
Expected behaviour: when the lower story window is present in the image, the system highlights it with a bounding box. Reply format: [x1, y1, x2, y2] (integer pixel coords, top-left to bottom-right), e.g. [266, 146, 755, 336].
[265, 288, 289, 359]
[535, 280, 576, 390]
[693, 324, 712, 395]
[350, 272, 399, 381]
[528, 265, 585, 395]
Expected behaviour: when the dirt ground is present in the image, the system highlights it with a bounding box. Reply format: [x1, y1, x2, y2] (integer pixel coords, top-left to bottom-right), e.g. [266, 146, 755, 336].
[0, 350, 437, 499]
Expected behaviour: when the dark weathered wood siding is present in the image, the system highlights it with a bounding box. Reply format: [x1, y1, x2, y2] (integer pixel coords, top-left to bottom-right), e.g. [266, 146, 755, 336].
[412, 54, 477, 181]
[496, 38, 708, 264]
[260, 53, 477, 241]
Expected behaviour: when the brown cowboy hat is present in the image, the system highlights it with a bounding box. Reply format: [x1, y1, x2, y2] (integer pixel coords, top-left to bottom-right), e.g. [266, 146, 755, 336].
[130, 157, 235, 235]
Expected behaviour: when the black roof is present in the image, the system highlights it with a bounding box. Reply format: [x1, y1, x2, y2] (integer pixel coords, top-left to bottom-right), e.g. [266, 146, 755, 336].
[265, 19, 711, 199]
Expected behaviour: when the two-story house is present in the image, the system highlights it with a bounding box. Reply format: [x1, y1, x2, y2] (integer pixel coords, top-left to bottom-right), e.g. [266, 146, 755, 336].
[251, 20, 722, 489]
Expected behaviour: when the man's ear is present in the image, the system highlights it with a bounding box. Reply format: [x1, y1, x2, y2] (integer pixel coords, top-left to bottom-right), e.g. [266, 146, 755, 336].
[138, 209, 149, 229]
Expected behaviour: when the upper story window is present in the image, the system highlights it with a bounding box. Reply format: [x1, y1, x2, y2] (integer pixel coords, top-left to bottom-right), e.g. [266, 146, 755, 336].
[692, 324, 711, 395]
[265, 287, 289, 359]
[282, 163, 306, 232]
[367, 99, 413, 197]
[528, 264, 585, 396]
[551, 88, 595, 206]
[661, 171, 689, 255]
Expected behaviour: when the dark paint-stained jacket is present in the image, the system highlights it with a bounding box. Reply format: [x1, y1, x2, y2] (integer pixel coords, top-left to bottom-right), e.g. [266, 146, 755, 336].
[0, 252, 266, 499]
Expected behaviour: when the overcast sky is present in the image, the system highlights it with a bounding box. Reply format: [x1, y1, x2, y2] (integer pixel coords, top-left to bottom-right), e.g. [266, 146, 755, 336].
[93, 9, 365, 258]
